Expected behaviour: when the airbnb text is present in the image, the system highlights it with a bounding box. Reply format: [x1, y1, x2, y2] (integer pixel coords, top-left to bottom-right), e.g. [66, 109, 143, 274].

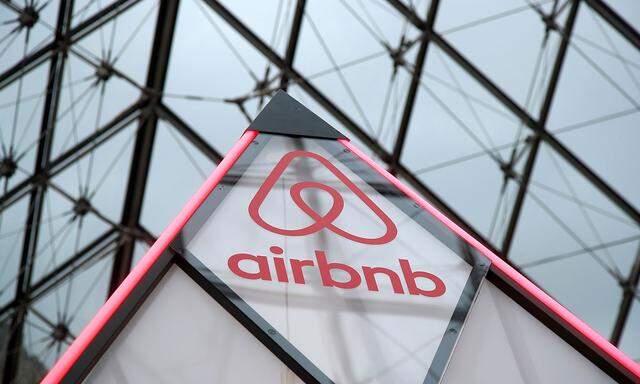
[227, 246, 446, 297]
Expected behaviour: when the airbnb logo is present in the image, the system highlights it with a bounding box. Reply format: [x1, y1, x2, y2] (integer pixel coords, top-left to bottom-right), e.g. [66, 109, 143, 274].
[227, 149, 446, 298]
[248, 150, 397, 245]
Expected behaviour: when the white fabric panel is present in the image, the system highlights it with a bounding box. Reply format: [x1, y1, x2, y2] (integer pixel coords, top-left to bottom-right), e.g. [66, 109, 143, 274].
[85, 267, 302, 384]
[441, 281, 615, 384]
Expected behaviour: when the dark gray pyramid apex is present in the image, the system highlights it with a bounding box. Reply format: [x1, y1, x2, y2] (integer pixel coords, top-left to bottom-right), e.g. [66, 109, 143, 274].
[248, 90, 347, 140]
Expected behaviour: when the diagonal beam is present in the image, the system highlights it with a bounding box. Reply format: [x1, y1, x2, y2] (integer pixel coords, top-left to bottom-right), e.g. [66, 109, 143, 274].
[0, 44, 54, 91]
[584, 0, 640, 51]
[109, 0, 180, 294]
[66, 0, 142, 45]
[390, 0, 440, 171]
[156, 102, 223, 163]
[48, 101, 147, 176]
[2, 1, 74, 382]
[502, 0, 581, 257]
[280, 0, 306, 90]
[541, 129, 640, 226]
[431, 33, 538, 129]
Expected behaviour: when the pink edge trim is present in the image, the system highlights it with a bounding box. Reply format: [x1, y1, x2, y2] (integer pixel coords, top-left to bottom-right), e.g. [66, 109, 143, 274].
[339, 138, 640, 380]
[41, 130, 259, 384]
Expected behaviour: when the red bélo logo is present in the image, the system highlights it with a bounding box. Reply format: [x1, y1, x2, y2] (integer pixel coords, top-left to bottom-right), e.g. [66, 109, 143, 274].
[248, 150, 397, 245]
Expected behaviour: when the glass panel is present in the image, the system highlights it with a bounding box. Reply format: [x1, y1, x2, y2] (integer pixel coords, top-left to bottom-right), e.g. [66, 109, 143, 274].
[441, 280, 617, 384]
[30, 188, 111, 283]
[547, 4, 640, 209]
[0, 61, 49, 191]
[217, 0, 297, 56]
[0, 0, 59, 74]
[509, 142, 640, 337]
[603, 1, 640, 34]
[182, 133, 487, 383]
[0, 195, 29, 308]
[72, 0, 122, 27]
[140, 121, 216, 235]
[23, 254, 115, 369]
[131, 240, 151, 267]
[12, 251, 114, 380]
[51, 120, 136, 224]
[294, 0, 421, 152]
[51, 19, 152, 160]
[434, 0, 565, 114]
[401, 43, 527, 245]
[73, 0, 158, 86]
[86, 266, 303, 383]
[286, 84, 391, 162]
[29, 114, 131, 283]
[164, 0, 273, 155]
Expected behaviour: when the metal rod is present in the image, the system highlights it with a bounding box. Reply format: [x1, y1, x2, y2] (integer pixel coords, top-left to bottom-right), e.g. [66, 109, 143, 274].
[584, 0, 640, 51]
[390, 0, 440, 172]
[280, 0, 306, 90]
[2, 1, 74, 381]
[502, 0, 581, 258]
[109, 0, 180, 294]
[156, 102, 223, 163]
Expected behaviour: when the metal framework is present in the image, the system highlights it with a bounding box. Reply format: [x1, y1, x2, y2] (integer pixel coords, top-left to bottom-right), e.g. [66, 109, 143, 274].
[0, 0, 639, 381]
